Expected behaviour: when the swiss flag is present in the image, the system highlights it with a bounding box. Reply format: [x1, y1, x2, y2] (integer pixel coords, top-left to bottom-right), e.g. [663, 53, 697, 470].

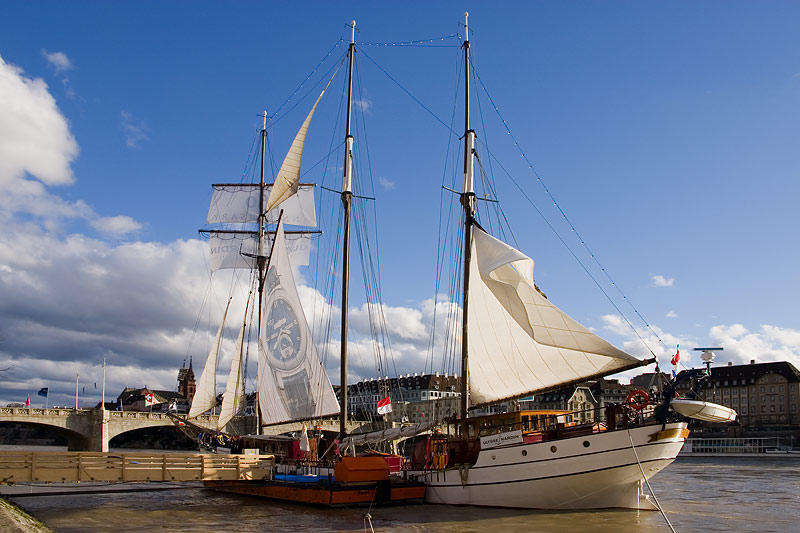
[377, 396, 392, 415]
[671, 346, 680, 366]
[144, 392, 154, 405]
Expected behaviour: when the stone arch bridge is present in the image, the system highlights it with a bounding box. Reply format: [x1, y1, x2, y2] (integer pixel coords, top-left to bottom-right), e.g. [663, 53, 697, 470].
[0, 407, 366, 452]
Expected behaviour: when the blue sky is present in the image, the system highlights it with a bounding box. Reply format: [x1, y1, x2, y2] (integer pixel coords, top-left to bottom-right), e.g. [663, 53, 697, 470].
[1, 1, 799, 407]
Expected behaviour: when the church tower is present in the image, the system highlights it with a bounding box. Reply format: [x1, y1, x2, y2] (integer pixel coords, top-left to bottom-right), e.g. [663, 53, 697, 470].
[177, 357, 196, 402]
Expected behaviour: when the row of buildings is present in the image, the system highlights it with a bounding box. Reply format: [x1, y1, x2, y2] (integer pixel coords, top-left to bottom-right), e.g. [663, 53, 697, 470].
[117, 357, 800, 433]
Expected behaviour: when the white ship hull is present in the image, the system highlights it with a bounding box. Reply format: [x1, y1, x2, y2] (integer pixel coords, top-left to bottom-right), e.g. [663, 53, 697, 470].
[412, 422, 688, 510]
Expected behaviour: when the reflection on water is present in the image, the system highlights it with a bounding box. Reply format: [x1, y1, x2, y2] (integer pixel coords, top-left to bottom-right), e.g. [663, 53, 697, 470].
[8, 457, 800, 532]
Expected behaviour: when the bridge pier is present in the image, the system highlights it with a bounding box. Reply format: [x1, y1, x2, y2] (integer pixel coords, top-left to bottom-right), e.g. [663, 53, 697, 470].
[88, 408, 109, 452]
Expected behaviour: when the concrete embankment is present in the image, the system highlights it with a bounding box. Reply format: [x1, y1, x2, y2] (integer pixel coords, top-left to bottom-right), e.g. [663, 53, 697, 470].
[0, 497, 52, 533]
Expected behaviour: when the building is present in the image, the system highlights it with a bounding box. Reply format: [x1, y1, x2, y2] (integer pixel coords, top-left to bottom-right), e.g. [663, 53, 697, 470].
[342, 373, 461, 423]
[675, 360, 800, 429]
[177, 358, 196, 402]
[115, 387, 186, 412]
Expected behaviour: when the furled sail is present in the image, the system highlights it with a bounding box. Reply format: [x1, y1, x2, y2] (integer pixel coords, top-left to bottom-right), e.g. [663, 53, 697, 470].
[217, 299, 249, 430]
[189, 299, 231, 418]
[207, 230, 312, 272]
[467, 228, 646, 406]
[257, 219, 340, 425]
[207, 184, 317, 227]
[266, 85, 329, 212]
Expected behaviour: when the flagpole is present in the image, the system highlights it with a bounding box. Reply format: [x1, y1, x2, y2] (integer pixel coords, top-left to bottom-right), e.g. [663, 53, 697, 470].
[75, 372, 79, 410]
[101, 359, 106, 411]
[45, 389, 48, 410]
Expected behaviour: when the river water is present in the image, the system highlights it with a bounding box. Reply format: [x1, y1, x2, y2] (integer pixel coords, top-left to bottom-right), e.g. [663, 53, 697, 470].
[7, 456, 800, 532]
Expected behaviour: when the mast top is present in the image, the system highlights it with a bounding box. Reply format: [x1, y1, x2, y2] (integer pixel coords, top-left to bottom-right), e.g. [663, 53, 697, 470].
[262, 110, 267, 130]
[464, 12, 469, 42]
[350, 20, 355, 45]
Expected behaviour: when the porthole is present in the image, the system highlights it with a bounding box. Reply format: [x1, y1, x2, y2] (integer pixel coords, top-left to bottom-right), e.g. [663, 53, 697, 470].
[550, 445, 557, 453]
[583, 441, 590, 448]
[521, 450, 528, 457]
[492, 454, 496, 460]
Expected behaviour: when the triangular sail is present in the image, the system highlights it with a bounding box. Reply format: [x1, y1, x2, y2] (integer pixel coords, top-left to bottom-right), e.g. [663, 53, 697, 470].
[467, 227, 644, 406]
[265, 83, 330, 212]
[257, 219, 340, 425]
[217, 296, 250, 431]
[189, 299, 231, 418]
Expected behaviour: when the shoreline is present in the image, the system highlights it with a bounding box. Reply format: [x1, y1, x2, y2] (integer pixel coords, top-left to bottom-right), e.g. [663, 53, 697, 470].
[0, 497, 52, 533]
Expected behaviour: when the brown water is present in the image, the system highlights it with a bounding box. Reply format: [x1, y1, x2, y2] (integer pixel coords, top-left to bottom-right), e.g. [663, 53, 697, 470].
[8, 457, 800, 532]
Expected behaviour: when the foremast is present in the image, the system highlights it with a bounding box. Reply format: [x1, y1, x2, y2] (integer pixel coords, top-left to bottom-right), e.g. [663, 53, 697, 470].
[340, 20, 356, 437]
[255, 110, 268, 434]
[459, 12, 476, 421]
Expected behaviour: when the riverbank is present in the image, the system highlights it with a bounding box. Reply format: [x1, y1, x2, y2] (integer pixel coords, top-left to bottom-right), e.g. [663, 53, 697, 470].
[0, 497, 52, 533]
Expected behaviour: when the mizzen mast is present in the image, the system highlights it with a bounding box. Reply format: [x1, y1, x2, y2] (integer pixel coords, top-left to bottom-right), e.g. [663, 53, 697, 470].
[459, 12, 476, 420]
[339, 20, 356, 437]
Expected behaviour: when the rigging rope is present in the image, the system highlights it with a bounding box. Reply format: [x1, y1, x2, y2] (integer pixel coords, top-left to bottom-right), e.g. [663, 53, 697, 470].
[466, 52, 666, 358]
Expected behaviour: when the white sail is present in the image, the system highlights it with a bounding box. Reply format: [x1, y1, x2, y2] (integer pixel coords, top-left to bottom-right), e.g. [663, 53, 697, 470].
[207, 184, 317, 227]
[189, 299, 231, 418]
[217, 304, 248, 431]
[208, 231, 312, 272]
[467, 228, 642, 405]
[257, 220, 340, 425]
[265, 86, 328, 212]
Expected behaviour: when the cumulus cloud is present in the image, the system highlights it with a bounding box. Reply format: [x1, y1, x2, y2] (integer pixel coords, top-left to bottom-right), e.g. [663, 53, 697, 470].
[120, 110, 149, 148]
[666, 310, 678, 318]
[355, 97, 372, 112]
[652, 275, 674, 287]
[0, 54, 78, 187]
[90, 215, 142, 238]
[709, 324, 800, 366]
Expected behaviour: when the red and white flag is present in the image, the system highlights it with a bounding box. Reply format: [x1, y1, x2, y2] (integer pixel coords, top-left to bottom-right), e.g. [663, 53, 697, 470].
[144, 392, 154, 405]
[671, 345, 680, 366]
[377, 396, 392, 415]
[25, 394, 30, 407]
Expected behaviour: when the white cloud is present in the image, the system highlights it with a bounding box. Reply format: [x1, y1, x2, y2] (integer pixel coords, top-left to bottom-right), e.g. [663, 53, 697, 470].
[666, 310, 678, 319]
[379, 176, 395, 190]
[709, 324, 800, 367]
[652, 275, 674, 287]
[90, 215, 142, 238]
[42, 50, 73, 73]
[0, 54, 78, 187]
[355, 97, 372, 112]
[120, 111, 149, 148]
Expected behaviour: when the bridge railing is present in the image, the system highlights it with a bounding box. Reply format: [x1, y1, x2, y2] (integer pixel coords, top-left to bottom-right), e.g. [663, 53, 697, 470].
[0, 407, 90, 417]
[0, 451, 274, 483]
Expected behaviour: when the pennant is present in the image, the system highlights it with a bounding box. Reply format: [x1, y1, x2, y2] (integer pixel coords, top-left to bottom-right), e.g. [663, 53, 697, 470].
[25, 394, 30, 407]
[671, 345, 680, 366]
[377, 396, 392, 415]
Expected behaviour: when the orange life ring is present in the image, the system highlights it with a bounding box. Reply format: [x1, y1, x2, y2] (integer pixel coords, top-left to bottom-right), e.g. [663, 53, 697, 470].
[626, 389, 649, 410]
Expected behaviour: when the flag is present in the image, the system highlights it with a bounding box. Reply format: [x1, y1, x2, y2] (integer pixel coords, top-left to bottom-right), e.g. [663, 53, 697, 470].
[144, 392, 154, 405]
[377, 396, 392, 415]
[299, 426, 310, 452]
[25, 394, 30, 407]
[37, 387, 48, 397]
[671, 345, 680, 366]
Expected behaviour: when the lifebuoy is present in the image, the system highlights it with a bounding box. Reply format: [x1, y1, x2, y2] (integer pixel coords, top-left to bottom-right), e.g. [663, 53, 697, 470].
[626, 389, 649, 410]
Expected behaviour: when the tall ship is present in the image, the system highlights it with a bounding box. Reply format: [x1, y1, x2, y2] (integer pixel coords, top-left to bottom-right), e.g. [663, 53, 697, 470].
[177, 15, 737, 510]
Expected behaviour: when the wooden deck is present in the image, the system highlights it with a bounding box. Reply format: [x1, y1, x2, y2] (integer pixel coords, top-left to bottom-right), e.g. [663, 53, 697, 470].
[0, 451, 274, 484]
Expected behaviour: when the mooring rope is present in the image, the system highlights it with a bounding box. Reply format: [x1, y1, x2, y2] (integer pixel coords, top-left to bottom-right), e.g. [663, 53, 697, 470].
[627, 430, 677, 533]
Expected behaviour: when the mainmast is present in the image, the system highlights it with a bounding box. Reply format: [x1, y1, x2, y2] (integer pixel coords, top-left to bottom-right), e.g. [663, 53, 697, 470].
[459, 12, 476, 420]
[255, 110, 267, 434]
[339, 20, 356, 437]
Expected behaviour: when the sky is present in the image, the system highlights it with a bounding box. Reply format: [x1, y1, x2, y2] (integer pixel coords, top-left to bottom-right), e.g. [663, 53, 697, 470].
[1, 1, 799, 408]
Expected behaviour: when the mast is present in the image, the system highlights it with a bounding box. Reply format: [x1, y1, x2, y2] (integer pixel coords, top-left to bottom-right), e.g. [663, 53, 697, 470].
[460, 12, 476, 421]
[255, 110, 267, 435]
[340, 20, 356, 437]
